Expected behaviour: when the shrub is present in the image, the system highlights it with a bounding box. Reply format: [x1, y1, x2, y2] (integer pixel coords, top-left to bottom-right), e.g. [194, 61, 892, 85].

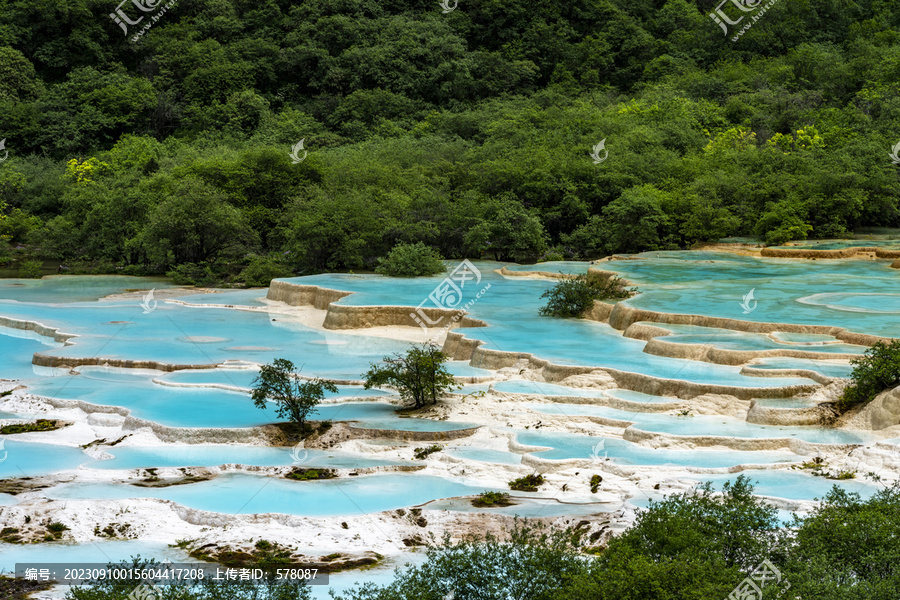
[471, 491, 514, 507]
[18, 259, 43, 278]
[363, 343, 459, 409]
[285, 468, 336, 481]
[375, 242, 446, 277]
[0, 419, 61, 434]
[166, 262, 218, 286]
[590, 474, 602, 493]
[838, 340, 900, 412]
[238, 255, 293, 287]
[413, 445, 443, 460]
[539, 272, 636, 318]
[509, 474, 545, 492]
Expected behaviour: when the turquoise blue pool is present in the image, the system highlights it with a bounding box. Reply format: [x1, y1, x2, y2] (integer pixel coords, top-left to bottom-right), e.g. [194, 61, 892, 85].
[747, 358, 854, 379]
[526, 404, 872, 444]
[46, 473, 502, 516]
[516, 431, 800, 467]
[0, 441, 94, 477]
[88, 445, 404, 470]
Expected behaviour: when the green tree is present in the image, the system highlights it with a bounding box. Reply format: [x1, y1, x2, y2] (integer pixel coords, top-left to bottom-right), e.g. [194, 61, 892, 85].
[539, 273, 635, 318]
[138, 177, 257, 267]
[838, 340, 900, 412]
[251, 358, 338, 427]
[339, 522, 588, 600]
[464, 195, 548, 262]
[375, 242, 446, 277]
[363, 343, 459, 409]
[601, 185, 673, 254]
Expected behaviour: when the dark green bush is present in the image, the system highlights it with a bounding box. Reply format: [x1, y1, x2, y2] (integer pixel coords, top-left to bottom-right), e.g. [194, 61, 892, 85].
[413, 445, 443, 460]
[471, 491, 514, 507]
[17, 259, 43, 278]
[375, 242, 446, 277]
[539, 273, 636, 318]
[238, 255, 294, 287]
[839, 340, 900, 412]
[509, 474, 545, 492]
[166, 262, 218, 287]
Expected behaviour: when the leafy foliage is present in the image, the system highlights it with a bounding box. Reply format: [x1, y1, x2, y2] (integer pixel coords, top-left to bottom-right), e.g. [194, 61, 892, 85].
[251, 358, 338, 426]
[363, 343, 459, 409]
[375, 242, 446, 277]
[539, 273, 635, 318]
[508, 474, 545, 492]
[839, 340, 900, 412]
[0, 1, 899, 279]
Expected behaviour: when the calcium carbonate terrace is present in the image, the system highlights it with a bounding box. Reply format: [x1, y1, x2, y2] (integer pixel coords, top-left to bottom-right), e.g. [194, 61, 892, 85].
[0, 250, 897, 596]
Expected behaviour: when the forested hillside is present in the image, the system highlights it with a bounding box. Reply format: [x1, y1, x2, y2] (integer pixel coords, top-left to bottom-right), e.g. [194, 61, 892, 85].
[0, 0, 899, 281]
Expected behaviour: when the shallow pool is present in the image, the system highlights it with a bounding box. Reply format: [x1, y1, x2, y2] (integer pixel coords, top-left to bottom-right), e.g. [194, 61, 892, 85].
[47, 473, 500, 517]
[516, 431, 800, 468]
[88, 445, 404, 470]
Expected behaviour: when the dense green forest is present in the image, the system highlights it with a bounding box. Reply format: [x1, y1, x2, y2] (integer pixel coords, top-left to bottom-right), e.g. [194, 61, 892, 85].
[1, 0, 899, 282]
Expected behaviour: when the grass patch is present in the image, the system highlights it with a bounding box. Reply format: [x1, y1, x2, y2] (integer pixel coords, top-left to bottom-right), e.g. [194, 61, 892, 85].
[413, 444, 443, 460]
[471, 491, 514, 508]
[0, 419, 62, 435]
[0, 575, 54, 599]
[285, 468, 337, 481]
[509, 474, 545, 492]
[590, 474, 603, 493]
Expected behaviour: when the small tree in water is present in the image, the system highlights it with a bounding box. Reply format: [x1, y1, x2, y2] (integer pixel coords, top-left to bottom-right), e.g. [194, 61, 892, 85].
[251, 358, 337, 426]
[363, 343, 459, 409]
[539, 272, 635, 318]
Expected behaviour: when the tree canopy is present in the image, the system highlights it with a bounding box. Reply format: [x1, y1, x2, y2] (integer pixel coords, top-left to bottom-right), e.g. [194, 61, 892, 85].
[0, 0, 898, 280]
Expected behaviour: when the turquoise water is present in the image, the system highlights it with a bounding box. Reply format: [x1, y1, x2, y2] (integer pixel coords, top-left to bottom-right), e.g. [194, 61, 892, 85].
[526, 404, 872, 444]
[47, 473, 499, 517]
[0, 326, 63, 379]
[599, 252, 900, 337]
[516, 431, 800, 467]
[0, 441, 93, 477]
[88, 445, 404, 470]
[655, 323, 865, 354]
[491, 380, 610, 397]
[748, 358, 854, 378]
[25, 370, 465, 430]
[0, 276, 173, 303]
[702, 471, 878, 500]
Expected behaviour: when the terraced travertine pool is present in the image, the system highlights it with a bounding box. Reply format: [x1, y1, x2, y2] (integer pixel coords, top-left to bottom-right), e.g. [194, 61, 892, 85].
[0, 250, 897, 597]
